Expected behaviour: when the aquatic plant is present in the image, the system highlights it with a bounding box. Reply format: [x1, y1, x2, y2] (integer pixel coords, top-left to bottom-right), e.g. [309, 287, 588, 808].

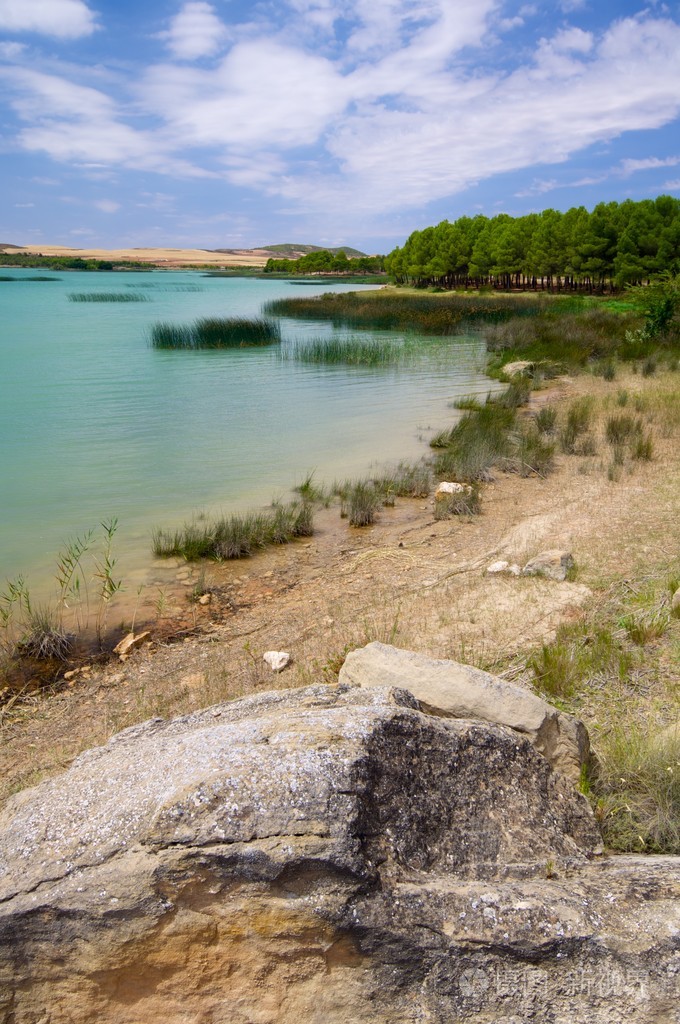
[152, 500, 313, 560]
[282, 335, 400, 366]
[68, 292, 150, 302]
[150, 317, 281, 349]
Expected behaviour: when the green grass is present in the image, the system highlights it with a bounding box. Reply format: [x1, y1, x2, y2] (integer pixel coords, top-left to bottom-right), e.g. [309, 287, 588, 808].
[150, 317, 281, 349]
[264, 290, 551, 335]
[152, 501, 313, 560]
[68, 292, 150, 302]
[282, 335, 400, 366]
[559, 396, 594, 454]
[595, 723, 680, 854]
[431, 397, 517, 482]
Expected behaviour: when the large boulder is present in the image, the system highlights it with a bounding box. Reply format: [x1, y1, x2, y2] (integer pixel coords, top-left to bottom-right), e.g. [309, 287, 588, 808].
[339, 642, 590, 781]
[0, 684, 678, 1024]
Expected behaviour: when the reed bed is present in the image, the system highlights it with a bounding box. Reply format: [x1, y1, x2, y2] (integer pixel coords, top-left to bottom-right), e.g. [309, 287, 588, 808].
[150, 316, 281, 349]
[0, 275, 60, 282]
[152, 501, 313, 561]
[68, 292, 150, 302]
[282, 335, 402, 366]
[265, 291, 549, 335]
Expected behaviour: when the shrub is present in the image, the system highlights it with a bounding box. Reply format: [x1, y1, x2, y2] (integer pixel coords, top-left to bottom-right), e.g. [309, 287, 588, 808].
[152, 501, 314, 560]
[559, 397, 594, 454]
[535, 405, 557, 434]
[605, 413, 642, 445]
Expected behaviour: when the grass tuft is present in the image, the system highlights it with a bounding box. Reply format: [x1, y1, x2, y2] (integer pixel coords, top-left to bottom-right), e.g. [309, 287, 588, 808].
[68, 292, 149, 302]
[150, 317, 281, 349]
[152, 500, 313, 560]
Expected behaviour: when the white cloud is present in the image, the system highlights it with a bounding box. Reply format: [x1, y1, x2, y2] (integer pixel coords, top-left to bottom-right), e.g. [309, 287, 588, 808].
[0, 40, 24, 57]
[162, 2, 228, 61]
[94, 199, 120, 213]
[1, 4, 680, 236]
[664, 179, 680, 190]
[0, 0, 96, 38]
[13, 201, 34, 207]
[620, 155, 680, 175]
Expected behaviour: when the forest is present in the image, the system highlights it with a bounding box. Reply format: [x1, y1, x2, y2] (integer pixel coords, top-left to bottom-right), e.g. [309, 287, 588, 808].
[263, 249, 385, 275]
[385, 196, 680, 292]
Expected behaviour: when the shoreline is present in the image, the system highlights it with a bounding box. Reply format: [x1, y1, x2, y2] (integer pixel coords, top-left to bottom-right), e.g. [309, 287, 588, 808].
[2, 365, 679, 808]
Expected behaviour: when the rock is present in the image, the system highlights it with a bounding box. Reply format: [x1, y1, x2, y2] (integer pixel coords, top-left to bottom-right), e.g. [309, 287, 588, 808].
[112, 630, 150, 658]
[486, 559, 521, 576]
[672, 587, 680, 614]
[198, 592, 212, 605]
[435, 481, 472, 498]
[339, 642, 590, 781]
[503, 359, 534, 378]
[523, 549, 575, 581]
[1, 684, 678, 1024]
[263, 650, 290, 672]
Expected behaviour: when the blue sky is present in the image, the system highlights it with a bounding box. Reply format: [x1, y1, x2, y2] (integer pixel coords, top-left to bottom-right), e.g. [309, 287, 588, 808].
[1, 0, 679, 253]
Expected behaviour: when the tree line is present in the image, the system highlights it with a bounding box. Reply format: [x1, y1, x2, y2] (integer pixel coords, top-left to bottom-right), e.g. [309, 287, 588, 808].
[264, 249, 385, 275]
[385, 196, 680, 292]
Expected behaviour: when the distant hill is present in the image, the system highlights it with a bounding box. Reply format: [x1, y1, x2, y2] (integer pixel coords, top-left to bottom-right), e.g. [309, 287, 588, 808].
[261, 243, 367, 258]
[211, 243, 367, 259]
[0, 243, 22, 250]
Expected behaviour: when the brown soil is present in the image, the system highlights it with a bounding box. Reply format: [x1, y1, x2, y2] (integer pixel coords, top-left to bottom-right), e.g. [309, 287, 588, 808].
[1, 370, 679, 803]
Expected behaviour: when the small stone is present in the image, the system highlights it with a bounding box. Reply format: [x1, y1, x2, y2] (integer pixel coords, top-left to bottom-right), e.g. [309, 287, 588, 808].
[487, 561, 521, 576]
[435, 481, 472, 498]
[198, 593, 212, 605]
[522, 550, 574, 582]
[63, 669, 80, 681]
[113, 631, 150, 658]
[263, 651, 291, 672]
[671, 587, 680, 614]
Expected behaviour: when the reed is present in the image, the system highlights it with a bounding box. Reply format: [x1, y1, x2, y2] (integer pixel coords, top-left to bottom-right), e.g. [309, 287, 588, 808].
[68, 292, 150, 302]
[283, 335, 400, 366]
[150, 317, 281, 349]
[264, 290, 547, 335]
[152, 500, 313, 561]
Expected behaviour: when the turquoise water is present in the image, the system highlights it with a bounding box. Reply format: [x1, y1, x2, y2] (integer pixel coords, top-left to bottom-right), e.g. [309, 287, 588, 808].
[0, 270, 492, 591]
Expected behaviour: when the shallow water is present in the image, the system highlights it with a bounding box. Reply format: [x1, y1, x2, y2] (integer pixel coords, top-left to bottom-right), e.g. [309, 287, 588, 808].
[0, 270, 493, 593]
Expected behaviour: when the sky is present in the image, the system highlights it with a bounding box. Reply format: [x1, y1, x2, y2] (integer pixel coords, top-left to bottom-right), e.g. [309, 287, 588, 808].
[1, 0, 679, 253]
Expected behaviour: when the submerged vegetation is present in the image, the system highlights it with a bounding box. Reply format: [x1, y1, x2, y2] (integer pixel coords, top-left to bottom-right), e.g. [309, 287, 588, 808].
[150, 316, 281, 349]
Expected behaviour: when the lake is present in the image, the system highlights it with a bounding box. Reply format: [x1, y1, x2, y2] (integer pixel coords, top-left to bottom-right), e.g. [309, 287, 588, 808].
[0, 270, 493, 594]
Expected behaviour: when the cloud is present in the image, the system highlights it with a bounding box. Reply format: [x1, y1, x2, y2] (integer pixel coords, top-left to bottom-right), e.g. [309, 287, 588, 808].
[13, 201, 34, 207]
[1, 3, 680, 236]
[0, 40, 24, 57]
[161, 2, 228, 61]
[664, 179, 680, 191]
[620, 155, 680, 175]
[94, 199, 120, 213]
[0, 0, 96, 38]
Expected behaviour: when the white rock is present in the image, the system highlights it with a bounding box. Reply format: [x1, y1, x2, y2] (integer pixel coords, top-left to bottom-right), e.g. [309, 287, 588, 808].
[263, 651, 290, 672]
[671, 587, 680, 614]
[435, 481, 471, 497]
[486, 561, 521, 576]
[339, 642, 590, 782]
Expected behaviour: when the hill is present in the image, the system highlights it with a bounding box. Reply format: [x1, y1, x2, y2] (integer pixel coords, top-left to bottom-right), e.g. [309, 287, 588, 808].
[255, 243, 367, 259]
